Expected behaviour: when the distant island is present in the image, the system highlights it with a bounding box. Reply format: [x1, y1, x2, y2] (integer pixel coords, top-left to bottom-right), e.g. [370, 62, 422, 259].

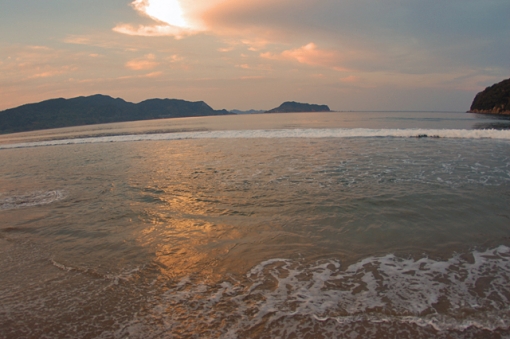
[469, 78, 510, 115]
[0, 94, 232, 134]
[265, 101, 331, 113]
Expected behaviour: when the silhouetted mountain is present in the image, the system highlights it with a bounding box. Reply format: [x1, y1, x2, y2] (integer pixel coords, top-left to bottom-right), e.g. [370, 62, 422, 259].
[469, 78, 510, 115]
[0, 94, 233, 134]
[265, 101, 330, 113]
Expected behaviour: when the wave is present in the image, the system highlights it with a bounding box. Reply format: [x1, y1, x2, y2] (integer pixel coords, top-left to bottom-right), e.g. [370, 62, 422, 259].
[1, 128, 510, 149]
[117, 246, 510, 338]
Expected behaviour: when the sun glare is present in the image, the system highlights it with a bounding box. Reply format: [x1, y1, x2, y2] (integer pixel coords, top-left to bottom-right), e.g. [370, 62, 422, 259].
[134, 0, 188, 28]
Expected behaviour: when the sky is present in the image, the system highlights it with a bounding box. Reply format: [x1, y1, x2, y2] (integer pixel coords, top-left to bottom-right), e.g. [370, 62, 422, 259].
[0, 0, 509, 112]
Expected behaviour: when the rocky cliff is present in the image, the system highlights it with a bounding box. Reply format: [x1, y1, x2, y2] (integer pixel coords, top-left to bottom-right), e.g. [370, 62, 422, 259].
[469, 78, 510, 115]
[265, 101, 330, 113]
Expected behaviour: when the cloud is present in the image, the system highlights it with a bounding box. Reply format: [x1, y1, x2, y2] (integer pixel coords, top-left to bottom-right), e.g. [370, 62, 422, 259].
[63, 35, 93, 45]
[125, 54, 159, 70]
[241, 39, 270, 52]
[113, 0, 205, 38]
[340, 75, 360, 83]
[218, 46, 234, 53]
[144, 71, 163, 78]
[214, 39, 269, 53]
[132, 0, 187, 27]
[0, 45, 78, 82]
[113, 24, 194, 39]
[235, 63, 272, 71]
[239, 75, 266, 80]
[28, 70, 67, 79]
[261, 43, 348, 71]
[0, 0, 506, 115]
[112, 0, 507, 76]
[167, 54, 184, 63]
[195, 0, 510, 74]
[198, 0, 296, 38]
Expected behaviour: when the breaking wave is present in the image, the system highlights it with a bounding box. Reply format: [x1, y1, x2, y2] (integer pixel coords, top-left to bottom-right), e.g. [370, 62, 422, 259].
[1, 128, 510, 149]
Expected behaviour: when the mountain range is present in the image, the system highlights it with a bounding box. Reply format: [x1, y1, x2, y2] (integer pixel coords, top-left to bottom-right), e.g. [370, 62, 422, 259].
[0, 95, 232, 134]
[0, 96, 334, 134]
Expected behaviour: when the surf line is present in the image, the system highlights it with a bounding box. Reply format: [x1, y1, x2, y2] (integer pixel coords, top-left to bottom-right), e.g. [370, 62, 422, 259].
[1, 128, 510, 149]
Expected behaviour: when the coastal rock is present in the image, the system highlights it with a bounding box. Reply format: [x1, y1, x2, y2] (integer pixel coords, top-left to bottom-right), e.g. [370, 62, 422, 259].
[265, 101, 330, 113]
[0, 94, 233, 134]
[469, 78, 510, 115]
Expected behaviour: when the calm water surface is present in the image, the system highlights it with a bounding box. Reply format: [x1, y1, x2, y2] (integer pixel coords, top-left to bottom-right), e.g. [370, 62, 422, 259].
[1, 112, 510, 338]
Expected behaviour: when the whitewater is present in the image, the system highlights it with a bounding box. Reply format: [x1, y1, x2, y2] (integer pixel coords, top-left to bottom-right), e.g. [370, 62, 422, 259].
[1, 128, 510, 150]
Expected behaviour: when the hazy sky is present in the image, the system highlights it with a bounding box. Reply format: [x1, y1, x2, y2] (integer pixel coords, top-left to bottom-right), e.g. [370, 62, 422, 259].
[1, 0, 508, 111]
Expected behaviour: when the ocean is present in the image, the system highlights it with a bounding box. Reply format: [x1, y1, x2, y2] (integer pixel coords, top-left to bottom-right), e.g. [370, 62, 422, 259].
[1, 111, 510, 339]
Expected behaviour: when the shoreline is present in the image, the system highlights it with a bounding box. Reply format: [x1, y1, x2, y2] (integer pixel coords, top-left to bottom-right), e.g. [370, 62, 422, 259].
[468, 109, 510, 115]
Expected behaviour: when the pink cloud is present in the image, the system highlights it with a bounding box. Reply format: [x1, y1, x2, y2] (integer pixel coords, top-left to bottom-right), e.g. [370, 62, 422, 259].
[340, 75, 360, 83]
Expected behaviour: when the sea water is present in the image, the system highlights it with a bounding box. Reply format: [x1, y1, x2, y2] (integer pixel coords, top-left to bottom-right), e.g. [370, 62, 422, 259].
[1, 112, 510, 338]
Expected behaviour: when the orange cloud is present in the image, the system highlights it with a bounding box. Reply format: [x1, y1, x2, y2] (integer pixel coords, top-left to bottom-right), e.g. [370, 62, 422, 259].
[0, 46, 78, 82]
[144, 71, 163, 78]
[113, 0, 205, 38]
[235, 63, 272, 71]
[113, 0, 296, 41]
[241, 39, 269, 51]
[261, 43, 348, 71]
[113, 24, 194, 39]
[198, 0, 291, 37]
[125, 54, 159, 70]
[29, 71, 65, 79]
[218, 46, 234, 52]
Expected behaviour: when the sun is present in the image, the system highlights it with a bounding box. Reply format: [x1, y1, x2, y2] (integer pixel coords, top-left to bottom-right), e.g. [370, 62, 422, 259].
[133, 0, 189, 28]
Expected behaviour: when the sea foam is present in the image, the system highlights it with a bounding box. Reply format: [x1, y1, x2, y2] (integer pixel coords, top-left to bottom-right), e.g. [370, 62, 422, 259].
[118, 246, 510, 338]
[0, 190, 65, 211]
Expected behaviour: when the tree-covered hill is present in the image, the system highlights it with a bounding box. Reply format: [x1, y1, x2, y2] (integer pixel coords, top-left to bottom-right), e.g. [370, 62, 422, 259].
[0, 94, 232, 134]
[469, 78, 510, 115]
